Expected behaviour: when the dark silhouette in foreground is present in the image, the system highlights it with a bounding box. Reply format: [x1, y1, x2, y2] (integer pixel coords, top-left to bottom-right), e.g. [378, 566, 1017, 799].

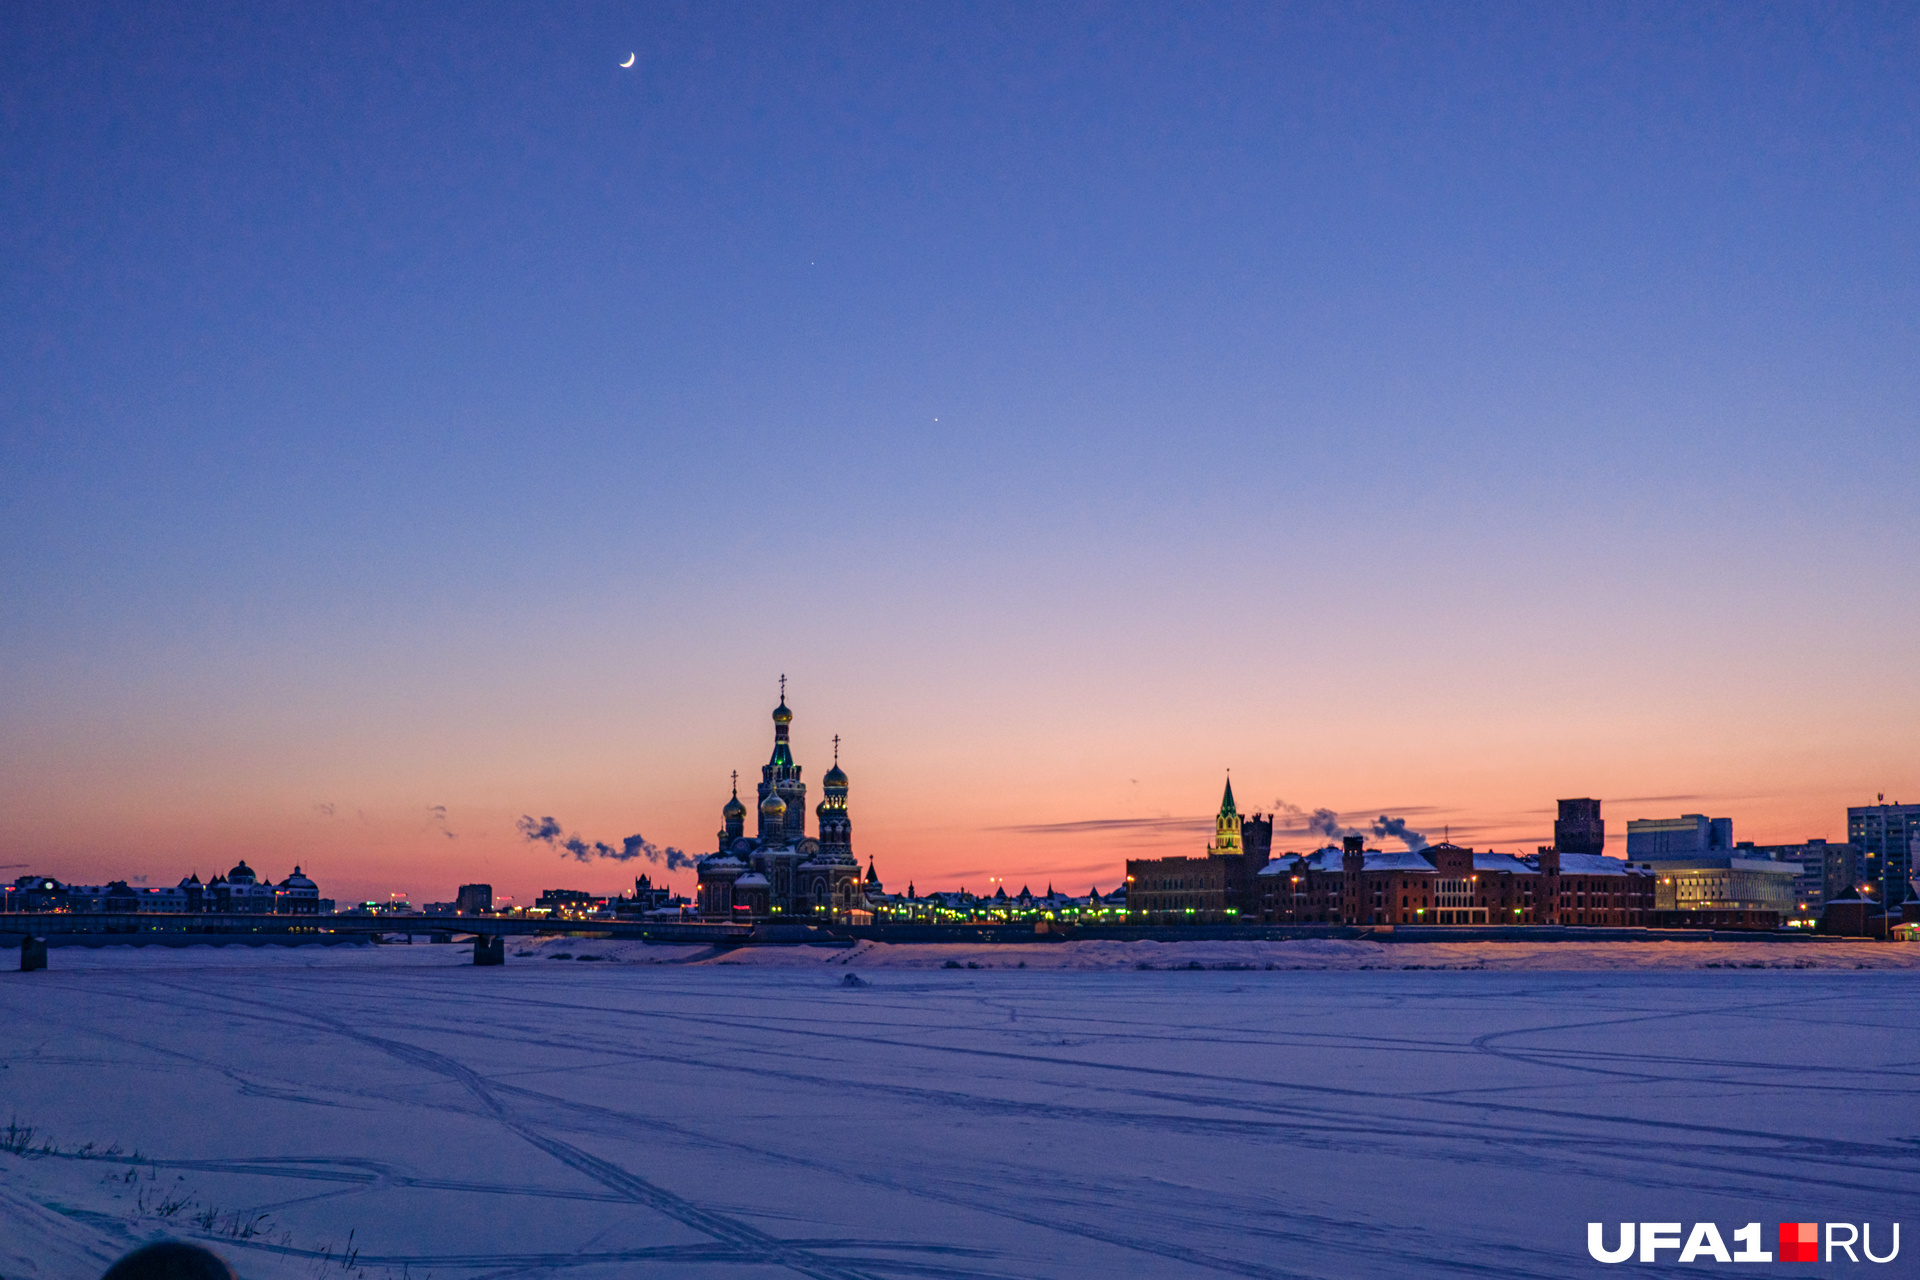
[101, 1241, 236, 1280]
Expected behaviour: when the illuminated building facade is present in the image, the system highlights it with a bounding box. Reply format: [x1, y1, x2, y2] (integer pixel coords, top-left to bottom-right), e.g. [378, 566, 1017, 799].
[1636, 857, 1796, 915]
[1727, 840, 1860, 923]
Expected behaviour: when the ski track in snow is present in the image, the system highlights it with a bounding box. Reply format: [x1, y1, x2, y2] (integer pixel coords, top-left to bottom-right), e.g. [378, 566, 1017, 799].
[0, 944, 1915, 1280]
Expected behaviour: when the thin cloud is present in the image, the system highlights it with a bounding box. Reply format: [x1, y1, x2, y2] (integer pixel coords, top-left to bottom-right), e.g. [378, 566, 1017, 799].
[993, 804, 1449, 841]
[936, 859, 1124, 882]
[1000, 860, 1128, 882]
[1607, 794, 1709, 806]
[986, 815, 1211, 836]
[1600, 793, 1774, 807]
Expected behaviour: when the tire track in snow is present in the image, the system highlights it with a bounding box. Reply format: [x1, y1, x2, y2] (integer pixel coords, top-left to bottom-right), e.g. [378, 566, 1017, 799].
[214, 1239, 1004, 1278]
[55, 973, 1920, 1204]
[289, 1012, 893, 1280]
[371, 982, 1920, 1187]
[74, 976, 911, 1280]
[145, 973, 1920, 1200]
[25, 966, 1918, 1280]
[117, 981, 1337, 1279]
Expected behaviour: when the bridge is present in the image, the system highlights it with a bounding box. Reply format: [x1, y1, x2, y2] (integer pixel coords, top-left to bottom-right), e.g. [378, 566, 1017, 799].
[3, 913, 1794, 971]
[0, 912, 752, 969]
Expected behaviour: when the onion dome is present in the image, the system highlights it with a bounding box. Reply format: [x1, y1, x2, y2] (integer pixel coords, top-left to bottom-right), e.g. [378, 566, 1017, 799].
[760, 790, 787, 818]
[724, 792, 747, 820]
[772, 700, 792, 725]
[824, 733, 848, 789]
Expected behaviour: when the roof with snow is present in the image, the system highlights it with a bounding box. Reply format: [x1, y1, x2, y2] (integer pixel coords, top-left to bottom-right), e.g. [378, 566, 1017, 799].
[1255, 848, 1644, 877]
[1554, 852, 1639, 876]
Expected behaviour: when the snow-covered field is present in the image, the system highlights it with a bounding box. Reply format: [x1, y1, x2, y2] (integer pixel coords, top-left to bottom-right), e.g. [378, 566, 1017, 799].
[2, 943, 1915, 1279]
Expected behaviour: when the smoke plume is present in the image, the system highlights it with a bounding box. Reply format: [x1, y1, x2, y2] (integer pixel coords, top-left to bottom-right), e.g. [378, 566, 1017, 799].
[1371, 814, 1428, 851]
[1272, 800, 1361, 843]
[517, 814, 694, 870]
[1272, 800, 1428, 851]
[1305, 807, 1357, 840]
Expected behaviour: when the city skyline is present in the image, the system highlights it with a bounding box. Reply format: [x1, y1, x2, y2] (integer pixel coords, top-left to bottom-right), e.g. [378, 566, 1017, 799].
[8, 674, 1905, 909]
[4, 6, 1916, 908]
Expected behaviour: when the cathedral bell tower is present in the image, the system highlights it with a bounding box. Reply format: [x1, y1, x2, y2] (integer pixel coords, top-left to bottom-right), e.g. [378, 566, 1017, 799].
[758, 676, 806, 844]
[718, 772, 747, 852]
[816, 735, 852, 860]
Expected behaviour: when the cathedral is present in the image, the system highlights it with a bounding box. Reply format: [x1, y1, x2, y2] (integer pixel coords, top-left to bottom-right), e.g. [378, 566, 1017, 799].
[696, 684, 871, 920]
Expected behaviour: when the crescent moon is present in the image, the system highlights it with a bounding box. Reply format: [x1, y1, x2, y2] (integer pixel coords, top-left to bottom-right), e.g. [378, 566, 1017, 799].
[619, 52, 635, 68]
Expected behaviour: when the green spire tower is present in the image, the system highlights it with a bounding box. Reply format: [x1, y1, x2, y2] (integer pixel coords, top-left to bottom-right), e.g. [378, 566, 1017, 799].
[1209, 773, 1243, 857]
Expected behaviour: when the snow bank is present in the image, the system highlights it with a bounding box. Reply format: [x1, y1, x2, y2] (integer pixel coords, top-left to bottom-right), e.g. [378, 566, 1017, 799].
[702, 935, 1916, 970]
[31, 933, 1918, 972]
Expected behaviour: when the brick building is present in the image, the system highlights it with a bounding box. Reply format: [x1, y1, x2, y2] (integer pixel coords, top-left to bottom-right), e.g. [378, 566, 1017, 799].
[1126, 779, 1272, 923]
[1253, 838, 1656, 926]
[1553, 798, 1605, 856]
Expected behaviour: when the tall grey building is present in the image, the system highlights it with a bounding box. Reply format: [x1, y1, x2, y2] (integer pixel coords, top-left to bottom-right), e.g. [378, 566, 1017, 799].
[1553, 798, 1605, 856]
[1625, 814, 1733, 860]
[1847, 799, 1919, 906]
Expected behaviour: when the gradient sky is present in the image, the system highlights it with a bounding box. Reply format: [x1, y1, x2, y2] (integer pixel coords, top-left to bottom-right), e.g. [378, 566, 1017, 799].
[3, 2, 1916, 908]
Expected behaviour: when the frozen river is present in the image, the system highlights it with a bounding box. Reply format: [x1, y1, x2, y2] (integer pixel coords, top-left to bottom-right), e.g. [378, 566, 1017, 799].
[2, 943, 1915, 1279]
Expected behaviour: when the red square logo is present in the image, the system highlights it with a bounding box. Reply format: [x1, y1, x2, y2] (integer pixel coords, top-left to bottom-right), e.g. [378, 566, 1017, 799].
[1779, 1222, 1819, 1263]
